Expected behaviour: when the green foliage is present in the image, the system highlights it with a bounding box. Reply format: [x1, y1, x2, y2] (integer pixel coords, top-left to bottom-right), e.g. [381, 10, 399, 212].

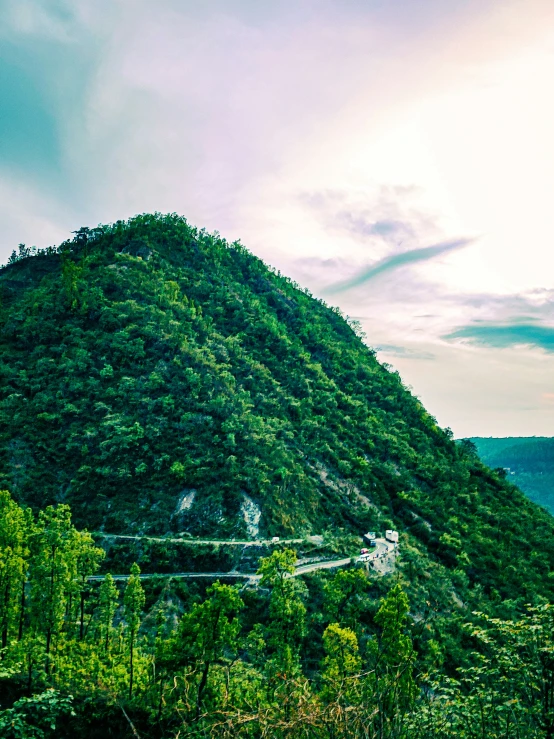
[407, 603, 554, 738]
[321, 623, 361, 705]
[29, 505, 79, 670]
[0, 689, 74, 739]
[367, 583, 417, 719]
[172, 580, 243, 718]
[258, 549, 307, 674]
[323, 568, 372, 632]
[1, 493, 554, 737]
[97, 573, 118, 652]
[60, 254, 83, 310]
[2, 215, 554, 734]
[1, 213, 552, 618]
[124, 562, 145, 698]
[0, 491, 29, 649]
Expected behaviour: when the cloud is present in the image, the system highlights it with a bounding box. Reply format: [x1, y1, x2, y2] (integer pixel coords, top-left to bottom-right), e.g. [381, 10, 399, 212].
[459, 289, 554, 319]
[300, 185, 437, 247]
[375, 343, 435, 360]
[338, 216, 411, 240]
[444, 322, 554, 353]
[323, 238, 473, 295]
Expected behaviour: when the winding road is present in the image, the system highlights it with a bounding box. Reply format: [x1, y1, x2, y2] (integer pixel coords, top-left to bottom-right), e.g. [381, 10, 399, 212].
[88, 557, 353, 583]
[88, 534, 396, 583]
[359, 538, 396, 562]
[95, 533, 306, 547]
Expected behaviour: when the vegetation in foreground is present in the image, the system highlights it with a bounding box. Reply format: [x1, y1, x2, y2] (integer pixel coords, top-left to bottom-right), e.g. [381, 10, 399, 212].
[2, 215, 554, 735]
[2, 491, 554, 738]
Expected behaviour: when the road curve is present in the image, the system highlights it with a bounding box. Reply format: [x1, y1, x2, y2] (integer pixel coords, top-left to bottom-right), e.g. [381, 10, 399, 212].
[358, 538, 396, 563]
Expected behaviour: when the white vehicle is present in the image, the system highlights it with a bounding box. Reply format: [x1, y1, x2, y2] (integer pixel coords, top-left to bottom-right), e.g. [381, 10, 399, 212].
[385, 530, 399, 543]
[271, 536, 280, 543]
[358, 552, 372, 562]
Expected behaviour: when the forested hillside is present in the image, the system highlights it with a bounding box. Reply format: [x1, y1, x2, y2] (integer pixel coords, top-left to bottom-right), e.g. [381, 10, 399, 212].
[1, 213, 554, 604]
[2, 214, 554, 737]
[471, 437, 554, 513]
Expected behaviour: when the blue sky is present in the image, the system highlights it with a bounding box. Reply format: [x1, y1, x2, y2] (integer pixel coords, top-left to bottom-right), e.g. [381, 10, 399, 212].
[1, 0, 554, 437]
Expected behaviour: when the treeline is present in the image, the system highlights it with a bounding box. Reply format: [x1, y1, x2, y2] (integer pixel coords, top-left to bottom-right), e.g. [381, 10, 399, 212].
[3, 227, 106, 268]
[1, 492, 554, 738]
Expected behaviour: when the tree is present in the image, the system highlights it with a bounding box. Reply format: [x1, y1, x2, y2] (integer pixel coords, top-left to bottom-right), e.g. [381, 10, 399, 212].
[176, 581, 243, 718]
[0, 492, 30, 650]
[366, 583, 416, 735]
[0, 689, 74, 739]
[257, 549, 306, 676]
[28, 505, 79, 673]
[323, 568, 370, 632]
[73, 531, 104, 640]
[459, 605, 554, 738]
[98, 573, 119, 653]
[321, 622, 361, 706]
[406, 605, 554, 739]
[124, 563, 145, 699]
[60, 254, 83, 310]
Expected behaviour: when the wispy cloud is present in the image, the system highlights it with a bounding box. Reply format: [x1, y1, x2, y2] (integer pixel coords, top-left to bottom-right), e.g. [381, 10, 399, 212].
[300, 185, 437, 247]
[444, 322, 554, 353]
[338, 216, 411, 240]
[375, 343, 435, 360]
[323, 238, 474, 295]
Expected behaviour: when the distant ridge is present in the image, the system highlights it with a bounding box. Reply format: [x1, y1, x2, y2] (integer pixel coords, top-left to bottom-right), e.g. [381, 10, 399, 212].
[470, 436, 554, 513]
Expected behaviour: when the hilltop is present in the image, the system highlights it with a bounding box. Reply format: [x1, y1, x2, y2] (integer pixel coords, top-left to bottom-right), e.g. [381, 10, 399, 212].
[1, 213, 554, 603]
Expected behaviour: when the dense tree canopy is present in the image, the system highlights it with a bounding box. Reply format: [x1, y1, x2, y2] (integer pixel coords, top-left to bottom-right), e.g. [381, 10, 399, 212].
[0, 491, 552, 738]
[1, 213, 553, 605]
[1, 214, 554, 735]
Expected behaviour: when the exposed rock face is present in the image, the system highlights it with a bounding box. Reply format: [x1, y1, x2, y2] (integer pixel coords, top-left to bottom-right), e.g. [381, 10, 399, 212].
[241, 494, 261, 539]
[176, 489, 196, 513]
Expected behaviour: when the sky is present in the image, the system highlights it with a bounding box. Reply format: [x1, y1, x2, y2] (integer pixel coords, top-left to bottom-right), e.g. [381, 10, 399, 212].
[1, 0, 554, 438]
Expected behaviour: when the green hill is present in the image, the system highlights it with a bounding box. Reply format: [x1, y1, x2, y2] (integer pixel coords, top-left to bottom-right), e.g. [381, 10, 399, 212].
[2, 213, 554, 602]
[4, 214, 554, 737]
[470, 436, 554, 513]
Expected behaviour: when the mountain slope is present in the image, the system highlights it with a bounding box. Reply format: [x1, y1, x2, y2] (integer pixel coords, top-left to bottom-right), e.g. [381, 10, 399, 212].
[1, 213, 554, 601]
[471, 436, 554, 513]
